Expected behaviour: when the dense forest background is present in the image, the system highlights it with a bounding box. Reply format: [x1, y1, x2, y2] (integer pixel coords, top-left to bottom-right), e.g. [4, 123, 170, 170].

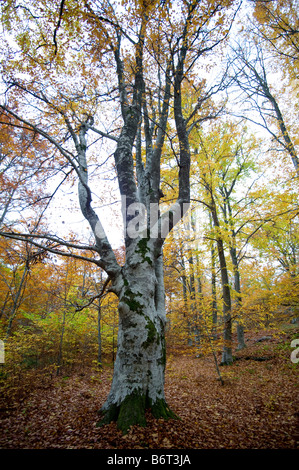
[0, 0, 298, 449]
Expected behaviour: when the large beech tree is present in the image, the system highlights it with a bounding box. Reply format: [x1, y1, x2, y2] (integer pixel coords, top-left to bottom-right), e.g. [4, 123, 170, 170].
[0, 0, 238, 432]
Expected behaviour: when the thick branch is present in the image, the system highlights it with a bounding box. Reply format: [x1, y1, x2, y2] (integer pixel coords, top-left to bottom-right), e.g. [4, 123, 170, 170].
[0, 107, 120, 277]
[0, 231, 105, 267]
[147, 61, 172, 204]
[75, 275, 111, 311]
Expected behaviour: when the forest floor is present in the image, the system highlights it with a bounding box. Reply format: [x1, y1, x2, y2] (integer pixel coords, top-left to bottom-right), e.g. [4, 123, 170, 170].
[0, 326, 298, 450]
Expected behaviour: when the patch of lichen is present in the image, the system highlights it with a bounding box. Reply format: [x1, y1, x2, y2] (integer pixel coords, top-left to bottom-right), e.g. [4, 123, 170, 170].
[136, 237, 152, 265]
[143, 317, 159, 348]
[149, 397, 179, 420]
[122, 288, 143, 314]
[96, 403, 119, 428]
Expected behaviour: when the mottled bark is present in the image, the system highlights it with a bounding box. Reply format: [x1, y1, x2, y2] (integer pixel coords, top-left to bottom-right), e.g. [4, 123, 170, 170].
[98, 240, 177, 433]
[5, 263, 29, 339]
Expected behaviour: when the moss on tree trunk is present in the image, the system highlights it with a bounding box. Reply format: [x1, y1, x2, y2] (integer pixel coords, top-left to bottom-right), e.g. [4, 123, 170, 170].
[150, 397, 178, 420]
[96, 261, 178, 434]
[97, 391, 178, 434]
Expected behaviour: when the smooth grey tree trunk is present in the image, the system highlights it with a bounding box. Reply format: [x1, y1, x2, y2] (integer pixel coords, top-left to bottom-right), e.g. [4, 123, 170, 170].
[236, 322, 245, 350]
[210, 202, 233, 365]
[99, 242, 176, 432]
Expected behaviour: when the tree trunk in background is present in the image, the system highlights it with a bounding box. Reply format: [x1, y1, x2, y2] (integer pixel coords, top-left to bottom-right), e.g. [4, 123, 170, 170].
[188, 252, 200, 348]
[180, 246, 193, 346]
[56, 308, 66, 376]
[230, 246, 246, 350]
[218, 241, 233, 365]
[5, 263, 29, 339]
[210, 202, 233, 365]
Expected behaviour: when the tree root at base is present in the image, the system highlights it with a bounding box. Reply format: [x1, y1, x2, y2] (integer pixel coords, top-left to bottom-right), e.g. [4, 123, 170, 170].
[97, 391, 179, 434]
